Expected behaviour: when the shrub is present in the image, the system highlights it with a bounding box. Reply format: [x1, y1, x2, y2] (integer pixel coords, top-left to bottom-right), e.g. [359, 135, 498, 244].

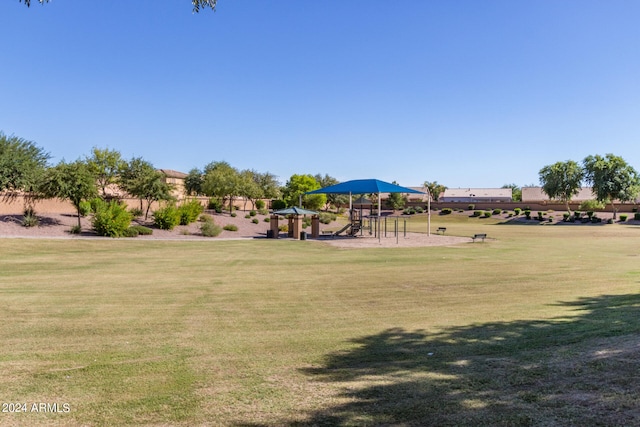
[563, 213, 570, 221]
[514, 208, 521, 215]
[128, 207, 143, 218]
[249, 210, 257, 217]
[271, 199, 287, 210]
[89, 197, 106, 214]
[22, 207, 39, 227]
[264, 217, 270, 222]
[302, 217, 312, 228]
[635, 213, 640, 221]
[252, 218, 259, 224]
[468, 204, 475, 210]
[69, 225, 82, 234]
[483, 211, 492, 218]
[579, 199, 605, 211]
[153, 205, 180, 230]
[319, 212, 336, 224]
[472, 210, 482, 217]
[208, 198, 223, 211]
[201, 221, 222, 237]
[524, 210, 531, 220]
[245, 214, 251, 219]
[255, 200, 265, 210]
[122, 228, 139, 237]
[415, 206, 424, 214]
[231, 212, 237, 217]
[129, 225, 153, 235]
[586, 211, 594, 219]
[79, 200, 92, 217]
[620, 214, 628, 222]
[633, 207, 638, 213]
[92, 201, 133, 237]
[223, 224, 238, 231]
[537, 212, 544, 221]
[607, 218, 614, 224]
[440, 208, 453, 215]
[258, 208, 269, 216]
[199, 214, 214, 223]
[492, 209, 502, 215]
[278, 224, 288, 232]
[178, 199, 204, 225]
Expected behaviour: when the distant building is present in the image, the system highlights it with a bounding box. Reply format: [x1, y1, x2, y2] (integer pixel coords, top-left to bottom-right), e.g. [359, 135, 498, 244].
[440, 188, 512, 203]
[521, 187, 594, 203]
[158, 169, 188, 200]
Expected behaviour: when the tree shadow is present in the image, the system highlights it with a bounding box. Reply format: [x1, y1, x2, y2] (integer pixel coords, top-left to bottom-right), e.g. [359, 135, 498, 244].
[240, 294, 640, 426]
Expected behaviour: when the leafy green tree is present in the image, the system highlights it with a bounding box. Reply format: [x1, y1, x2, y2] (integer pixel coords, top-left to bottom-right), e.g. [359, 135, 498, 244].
[538, 161, 584, 214]
[583, 154, 640, 219]
[85, 147, 126, 199]
[423, 181, 447, 202]
[238, 170, 263, 210]
[314, 173, 348, 211]
[502, 183, 522, 202]
[0, 132, 50, 205]
[184, 168, 204, 196]
[283, 174, 326, 210]
[385, 181, 407, 210]
[255, 171, 281, 201]
[21, 0, 218, 12]
[120, 157, 174, 219]
[40, 160, 98, 229]
[202, 161, 241, 213]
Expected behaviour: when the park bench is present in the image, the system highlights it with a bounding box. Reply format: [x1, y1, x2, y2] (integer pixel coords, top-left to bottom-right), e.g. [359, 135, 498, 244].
[472, 233, 487, 242]
[436, 227, 446, 234]
[321, 230, 335, 236]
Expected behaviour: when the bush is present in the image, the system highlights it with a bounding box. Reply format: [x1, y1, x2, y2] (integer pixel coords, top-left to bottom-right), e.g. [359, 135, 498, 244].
[153, 205, 180, 230]
[22, 207, 39, 227]
[79, 200, 92, 217]
[128, 207, 143, 218]
[483, 211, 492, 218]
[440, 208, 453, 215]
[122, 228, 139, 237]
[258, 208, 269, 216]
[201, 221, 222, 237]
[264, 217, 270, 222]
[579, 199, 605, 211]
[635, 213, 640, 221]
[249, 210, 257, 217]
[620, 214, 628, 222]
[223, 224, 238, 231]
[415, 206, 424, 214]
[208, 198, 223, 211]
[231, 212, 237, 217]
[278, 224, 288, 232]
[244, 214, 251, 219]
[319, 212, 336, 224]
[493, 209, 502, 215]
[468, 204, 475, 211]
[92, 201, 133, 237]
[255, 200, 265, 210]
[563, 213, 570, 221]
[129, 225, 153, 235]
[537, 212, 544, 221]
[403, 207, 416, 215]
[178, 199, 204, 225]
[514, 208, 521, 215]
[472, 210, 482, 217]
[524, 210, 531, 220]
[271, 199, 287, 210]
[69, 225, 82, 234]
[252, 218, 259, 224]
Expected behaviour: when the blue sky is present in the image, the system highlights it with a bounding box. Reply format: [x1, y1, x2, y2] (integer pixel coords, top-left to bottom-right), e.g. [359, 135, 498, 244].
[2, 1, 639, 188]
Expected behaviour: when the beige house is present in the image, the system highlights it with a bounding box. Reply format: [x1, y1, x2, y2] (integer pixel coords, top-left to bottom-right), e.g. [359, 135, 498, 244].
[440, 188, 512, 203]
[158, 169, 188, 200]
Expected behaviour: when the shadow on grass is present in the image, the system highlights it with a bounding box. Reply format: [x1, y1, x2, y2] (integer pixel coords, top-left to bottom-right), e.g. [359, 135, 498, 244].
[240, 294, 640, 426]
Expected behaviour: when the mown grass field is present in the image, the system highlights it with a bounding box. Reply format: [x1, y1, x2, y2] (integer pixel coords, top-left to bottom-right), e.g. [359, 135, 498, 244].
[1, 213, 640, 426]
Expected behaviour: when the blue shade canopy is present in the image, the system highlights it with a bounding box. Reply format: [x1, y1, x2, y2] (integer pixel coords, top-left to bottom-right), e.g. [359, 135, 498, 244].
[306, 179, 424, 195]
[273, 207, 318, 215]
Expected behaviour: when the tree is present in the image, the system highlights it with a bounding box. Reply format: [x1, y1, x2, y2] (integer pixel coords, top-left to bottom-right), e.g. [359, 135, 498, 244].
[184, 168, 204, 196]
[201, 161, 241, 213]
[583, 154, 640, 219]
[21, 0, 218, 12]
[385, 181, 407, 211]
[238, 170, 263, 210]
[40, 160, 98, 229]
[502, 183, 522, 202]
[255, 171, 281, 201]
[120, 157, 174, 219]
[0, 132, 50, 205]
[282, 174, 325, 210]
[423, 181, 447, 202]
[538, 161, 583, 214]
[85, 147, 126, 199]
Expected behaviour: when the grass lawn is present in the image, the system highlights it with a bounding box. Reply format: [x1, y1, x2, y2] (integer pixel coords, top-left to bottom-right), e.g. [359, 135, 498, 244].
[1, 215, 640, 426]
